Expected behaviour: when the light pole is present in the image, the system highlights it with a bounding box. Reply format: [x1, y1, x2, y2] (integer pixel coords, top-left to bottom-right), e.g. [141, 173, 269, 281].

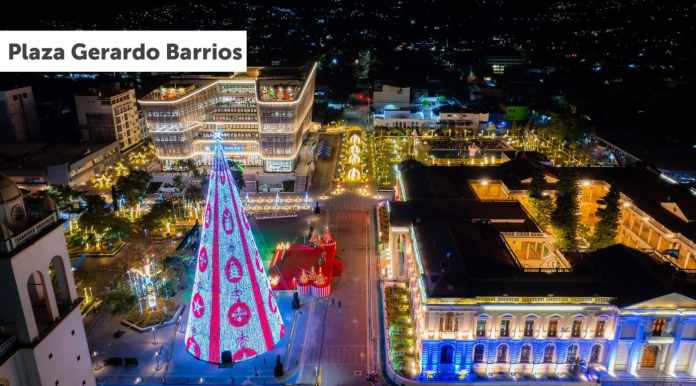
[152, 326, 158, 345]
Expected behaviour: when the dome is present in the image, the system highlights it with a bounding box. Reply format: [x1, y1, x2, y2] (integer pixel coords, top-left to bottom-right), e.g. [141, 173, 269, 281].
[0, 174, 21, 204]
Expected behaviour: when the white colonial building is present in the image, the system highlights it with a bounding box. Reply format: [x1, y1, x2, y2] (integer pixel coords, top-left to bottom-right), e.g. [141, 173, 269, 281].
[0, 175, 95, 386]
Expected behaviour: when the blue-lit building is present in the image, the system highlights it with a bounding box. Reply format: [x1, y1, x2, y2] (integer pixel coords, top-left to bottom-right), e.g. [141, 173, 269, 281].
[379, 159, 696, 382]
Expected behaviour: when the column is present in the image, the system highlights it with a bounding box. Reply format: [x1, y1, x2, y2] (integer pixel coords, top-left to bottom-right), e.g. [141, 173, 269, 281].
[627, 319, 646, 375]
[665, 316, 683, 376]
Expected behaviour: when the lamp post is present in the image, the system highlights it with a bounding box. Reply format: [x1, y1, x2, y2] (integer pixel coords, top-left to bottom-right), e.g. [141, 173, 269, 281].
[152, 326, 158, 345]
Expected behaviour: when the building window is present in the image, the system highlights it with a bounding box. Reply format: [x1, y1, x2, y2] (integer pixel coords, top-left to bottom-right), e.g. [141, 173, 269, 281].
[520, 344, 532, 363]
[595, 320, 606, 338]
[440, 345, 454, 364]
[444, 312, 455, 332]
[566, 344, 578, 363]
[473, 344, 485, 363]
[590, 345, 601, 364]
[543, 345, 555, 363]
[524, 319, 534, 337]
[476, 319, 487, 337]
[652, 318, 667, 336]
[571, 320, 582, 337]
[547, 320, 558, 337]
[499, 320, 510, 337]
[496, 345, 508, 363]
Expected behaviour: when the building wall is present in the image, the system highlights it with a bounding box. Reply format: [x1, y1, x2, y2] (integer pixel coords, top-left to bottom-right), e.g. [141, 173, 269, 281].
[373, 85, 410, 109]
[76, 90, 141, 151]
[0, 222, 94, 386]
[0, 87, 41, 143]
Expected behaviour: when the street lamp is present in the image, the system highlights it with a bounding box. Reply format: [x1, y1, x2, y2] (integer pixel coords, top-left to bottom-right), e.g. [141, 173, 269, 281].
[152, 326, 158, 345]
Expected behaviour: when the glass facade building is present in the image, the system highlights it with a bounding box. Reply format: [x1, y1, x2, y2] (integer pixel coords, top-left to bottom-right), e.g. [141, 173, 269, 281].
[138, 63, 316, 175]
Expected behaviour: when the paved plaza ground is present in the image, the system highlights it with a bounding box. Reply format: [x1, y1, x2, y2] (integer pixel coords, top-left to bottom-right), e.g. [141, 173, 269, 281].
[92, 292, 312, 385]
[86, 214, 322, 385]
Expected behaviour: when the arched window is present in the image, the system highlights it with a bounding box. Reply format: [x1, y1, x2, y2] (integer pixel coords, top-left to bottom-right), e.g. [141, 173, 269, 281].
[473, 344, 485, 363]
[524, 319, 535, 337]
[440, 345, 454, 364]
[547, 318, 559, 337]
[543, 344, 555, 363]
[27, 271, 53, 333]
[496, 344, 508, 363]
[566, 344, 579, 363]
[520, 344, 532, 363]
[589, 345, 601, 364]
[49, 256, 71, 315]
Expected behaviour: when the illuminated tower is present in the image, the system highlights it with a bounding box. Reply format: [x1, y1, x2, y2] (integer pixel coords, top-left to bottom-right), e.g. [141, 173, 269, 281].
[185, 138, 284, 364]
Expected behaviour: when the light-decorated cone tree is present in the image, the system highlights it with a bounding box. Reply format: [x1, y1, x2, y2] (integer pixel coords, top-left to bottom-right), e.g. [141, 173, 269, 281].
[185, 139, 284, 363]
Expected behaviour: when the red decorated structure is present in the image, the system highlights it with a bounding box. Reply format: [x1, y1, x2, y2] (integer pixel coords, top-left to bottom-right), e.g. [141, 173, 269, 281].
[268, 228, 342, 296]
[184, 139, 284, 364]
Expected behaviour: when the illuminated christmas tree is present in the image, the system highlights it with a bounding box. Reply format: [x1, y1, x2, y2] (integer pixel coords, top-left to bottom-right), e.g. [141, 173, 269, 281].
[185, 138, 284, 363]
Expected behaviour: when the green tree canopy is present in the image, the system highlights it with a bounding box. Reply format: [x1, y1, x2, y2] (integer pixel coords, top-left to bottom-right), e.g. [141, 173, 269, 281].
[590, 183, 621, 249]
[140, 199, 175, 235]
[551, 170, 579, 250]
[116, 170, 152, 205]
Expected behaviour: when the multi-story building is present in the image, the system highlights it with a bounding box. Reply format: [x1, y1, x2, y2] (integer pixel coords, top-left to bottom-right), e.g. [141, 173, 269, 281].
[0, 86, 41, 143]
[379, 159, 696, 382]
[0, 175, 95, 386]
[0, 141, 120, 189]
[75, 87, 142, 151]
[138, 63, 317, 193]
[372, 84, 411, 110]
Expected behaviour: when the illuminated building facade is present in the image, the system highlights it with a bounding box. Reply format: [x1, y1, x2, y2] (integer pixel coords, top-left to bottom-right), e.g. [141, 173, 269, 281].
[378, 160, 696, 381]
[139, 63, 317, 192]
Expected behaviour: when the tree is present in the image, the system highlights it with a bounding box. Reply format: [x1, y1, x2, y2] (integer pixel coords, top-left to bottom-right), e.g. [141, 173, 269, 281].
[104, 281, 137, 314]
[47, 185, 80, 210]
[83, 194, 109, 215]
[79, 210, 131, 240]
[140, 199, 175, 235]
[529, 167, 545, 199]
[116, 170, 152, 205]
[528, 167, 554, 229]
[545, 112, 589, 144]
[590, 183, 621, 249]
[551, 171, 579, 250]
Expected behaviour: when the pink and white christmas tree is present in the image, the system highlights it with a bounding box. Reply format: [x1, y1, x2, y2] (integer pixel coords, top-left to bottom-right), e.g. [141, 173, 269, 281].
[185, 139, 284, 363]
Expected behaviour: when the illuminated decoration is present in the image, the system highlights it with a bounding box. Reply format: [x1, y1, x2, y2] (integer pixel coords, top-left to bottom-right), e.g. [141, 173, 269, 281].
[128, 258, 160, 313]
[185, 138, 284, 363]
[349, 133, 362, 145]
[347, 168, 361, 182]
[268, 228, 341, 294]
[92, 173, 113, 190]
[114, 161, 130, 178]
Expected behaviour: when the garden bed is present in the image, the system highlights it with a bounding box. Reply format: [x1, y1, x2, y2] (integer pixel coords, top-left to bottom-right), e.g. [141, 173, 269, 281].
[383, 283, 418, 378]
